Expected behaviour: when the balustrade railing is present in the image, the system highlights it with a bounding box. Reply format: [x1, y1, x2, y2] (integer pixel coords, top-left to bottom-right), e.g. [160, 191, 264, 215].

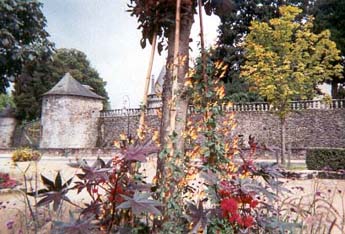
[100, 108, 159, 118]
[100, 99, 345, 117]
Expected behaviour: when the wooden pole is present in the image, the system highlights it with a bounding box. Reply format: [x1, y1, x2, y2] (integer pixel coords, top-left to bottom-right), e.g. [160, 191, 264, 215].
[169, 0, 181, 136]
[198, 0, 207, 89]
[139, 33, 157, 130]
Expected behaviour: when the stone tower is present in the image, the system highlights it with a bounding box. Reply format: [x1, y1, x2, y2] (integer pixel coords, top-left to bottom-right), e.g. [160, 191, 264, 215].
[147, 67, 165, 108]
[40, 73, 104, 148]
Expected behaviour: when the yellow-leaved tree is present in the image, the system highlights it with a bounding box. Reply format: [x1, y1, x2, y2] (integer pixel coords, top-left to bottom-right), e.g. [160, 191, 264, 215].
[241, 5, 343, 164]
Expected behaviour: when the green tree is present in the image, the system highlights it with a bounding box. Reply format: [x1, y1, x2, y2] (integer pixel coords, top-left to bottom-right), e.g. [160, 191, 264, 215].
[0, 93, 15, 111]
[0, 0, 53, 94]
[312, 0, 345, 98]
[213, 0, 313, 102]
[241, 5, 343, 164]
[13, 48, 109, 120]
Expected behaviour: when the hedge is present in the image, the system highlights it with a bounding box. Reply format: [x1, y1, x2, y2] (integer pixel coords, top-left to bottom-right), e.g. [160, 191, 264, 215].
[306, 149, 345, 171]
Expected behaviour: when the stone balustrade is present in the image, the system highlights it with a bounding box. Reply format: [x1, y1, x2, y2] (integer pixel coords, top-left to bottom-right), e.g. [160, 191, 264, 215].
[100, 107, 159, 118]
[101, 99, 345, 117]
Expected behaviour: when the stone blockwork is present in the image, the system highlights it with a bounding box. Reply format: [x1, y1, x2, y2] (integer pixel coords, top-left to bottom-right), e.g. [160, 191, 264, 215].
[99, 114, 160, 147]
[99, 108, 345, 149]
[12, 120, 41, 148]
[40, 96, 103, 148]
[233, 109, 345, 148]
[0, 116, 16, 148]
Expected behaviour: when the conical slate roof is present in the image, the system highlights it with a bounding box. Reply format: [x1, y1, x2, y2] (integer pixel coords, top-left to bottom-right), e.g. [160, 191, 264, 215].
[43, 73, 104, 100]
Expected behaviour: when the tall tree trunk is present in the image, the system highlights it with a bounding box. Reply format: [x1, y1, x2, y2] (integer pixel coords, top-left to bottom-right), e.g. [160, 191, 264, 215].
[157, 2, 193, 176]
[153, 28, 174, 233]
[198, 0, 206, 85]
[331, 79, 339, 99]
[154, 1, 194, 230]
[157, 28, 175, 180]
[172, 2, 194, 153]
[280, 118, 286, 165]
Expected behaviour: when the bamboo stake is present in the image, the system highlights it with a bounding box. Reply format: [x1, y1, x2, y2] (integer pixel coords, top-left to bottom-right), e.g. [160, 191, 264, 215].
[169, 0, 181, 136]
[139, 32, 157, 130]
[198, 0, 207, 89]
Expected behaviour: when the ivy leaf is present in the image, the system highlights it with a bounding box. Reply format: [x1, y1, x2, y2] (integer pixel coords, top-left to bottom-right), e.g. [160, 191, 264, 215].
[116, 191, 162, 216]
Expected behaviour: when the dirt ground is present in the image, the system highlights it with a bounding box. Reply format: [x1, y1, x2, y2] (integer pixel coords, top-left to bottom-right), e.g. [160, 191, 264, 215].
[1, 154, 345, 234]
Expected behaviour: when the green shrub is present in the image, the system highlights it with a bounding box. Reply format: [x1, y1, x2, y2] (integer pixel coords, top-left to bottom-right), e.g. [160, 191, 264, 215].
[12, 148, 41, 162]
[306, 149, 345, 170]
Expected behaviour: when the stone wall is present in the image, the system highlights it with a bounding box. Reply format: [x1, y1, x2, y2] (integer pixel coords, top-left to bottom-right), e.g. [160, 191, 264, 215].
[233, 109, 345, 148]
[99, 108, 345, 149]
[3, 98, 344, 153]
[0, 117, 16, 148]
[12, 120, 41, 148]
[99, 114, 160, 147]
[40, 95, 103, 148]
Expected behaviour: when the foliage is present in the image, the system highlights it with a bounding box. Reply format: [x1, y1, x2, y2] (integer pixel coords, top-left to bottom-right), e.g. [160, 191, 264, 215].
[13, 48, 109, 120]
[128, 1, 210, 230]
[241, 5, 343, 164]
[116, 191, 162, 215]
[0, 0, 54, 94]
[0, 172, 19, 189]
[280, 179, 345, 233]
[241, 5, 343, 119]
[26, 139, 160, 233]
[53, 211, 97, 234]
[213, 0, 277, 102]
[306, 148, 345, 170]
[127, 0, 233, 53]
[27, 172, 74, 211]
[212, 0, 313, 102]
[312, 0, 345, 98]
[195, 48, 264, 103]
[0, 93, 15, 111]
[182, 57, 297, 233]
[313, 0, 345, 57]
[11, 147, 41, 162]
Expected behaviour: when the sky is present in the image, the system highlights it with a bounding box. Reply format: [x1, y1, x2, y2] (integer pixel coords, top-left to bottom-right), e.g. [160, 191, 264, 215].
[42, 0, 220, 109]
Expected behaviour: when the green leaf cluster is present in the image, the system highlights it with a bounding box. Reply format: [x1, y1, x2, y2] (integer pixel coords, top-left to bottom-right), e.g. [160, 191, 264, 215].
[306, 148, 345, 170]
[0, 0, 53, 93]
[13, 48, 109, 120]
[241, 5, 343, 119]
[312, 0, 345, 98]
[212, 0, 312, 102]
[0, 93, 15, 111]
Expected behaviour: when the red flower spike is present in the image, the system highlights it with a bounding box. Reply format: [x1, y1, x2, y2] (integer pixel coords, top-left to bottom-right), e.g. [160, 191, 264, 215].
[242, 215, 254, 228]
[220, 198, 238, 215]
[229, 213, 239, 223]
[250, 200, 259, 208]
